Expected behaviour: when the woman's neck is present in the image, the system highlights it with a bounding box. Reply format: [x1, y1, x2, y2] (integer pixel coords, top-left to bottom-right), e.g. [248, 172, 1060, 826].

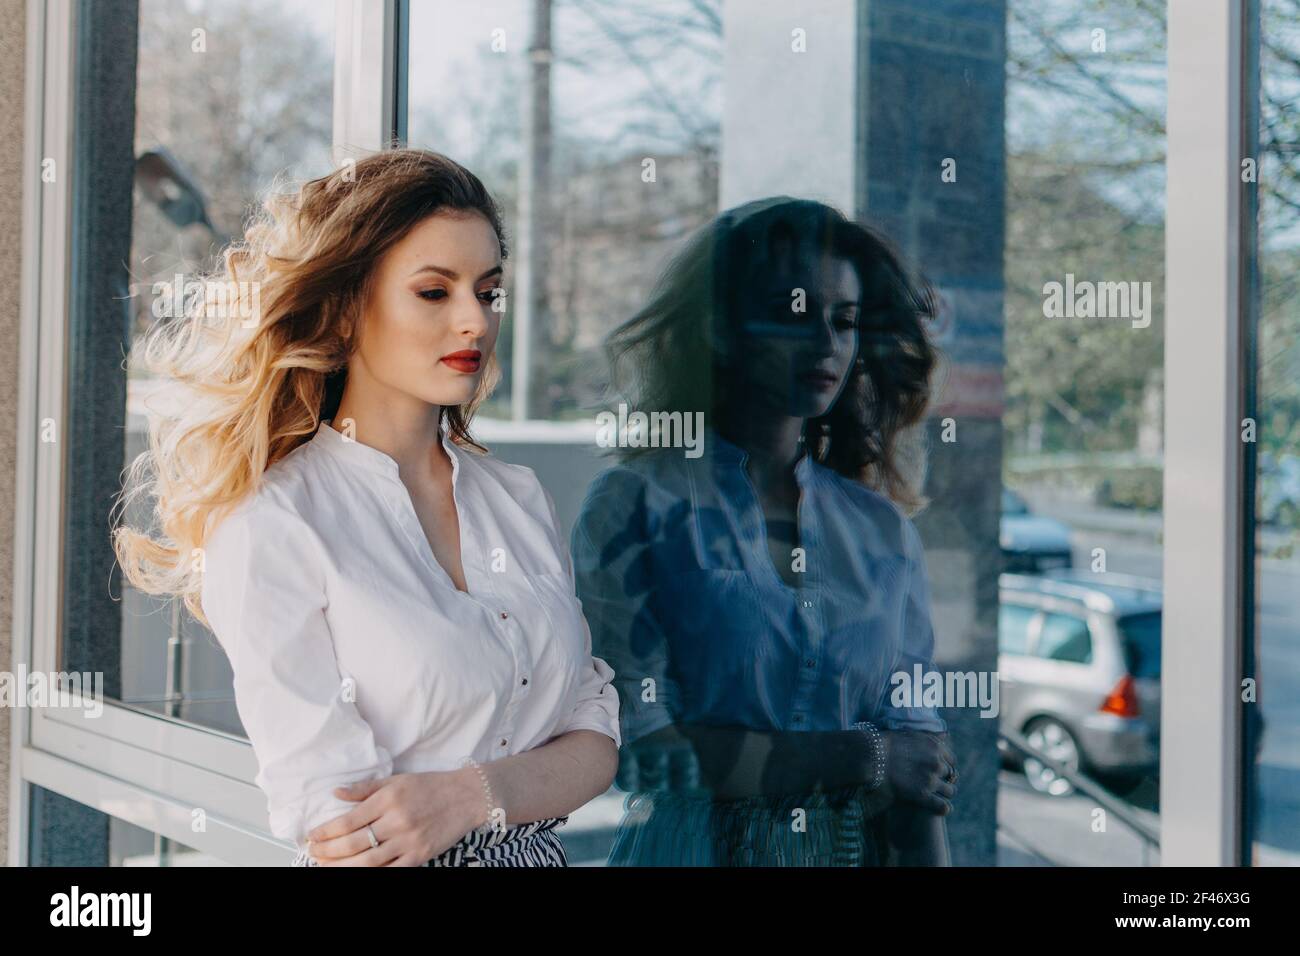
[332, 387, 446, 480]
[718, 413, 805, 491]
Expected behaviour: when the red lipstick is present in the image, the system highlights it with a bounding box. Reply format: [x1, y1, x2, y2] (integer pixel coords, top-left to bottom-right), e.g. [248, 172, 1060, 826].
[441, 349, 482, 374]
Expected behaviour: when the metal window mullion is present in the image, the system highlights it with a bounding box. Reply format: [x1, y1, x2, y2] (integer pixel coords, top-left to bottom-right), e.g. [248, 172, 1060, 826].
[332, 0, 402, 161]
[9, 0, 44, 869]
[22, 747, 294, 865]
[8, 0, 78, 869]
[1238, 0, 1263, 869]
[1161, 0, 1246, 866]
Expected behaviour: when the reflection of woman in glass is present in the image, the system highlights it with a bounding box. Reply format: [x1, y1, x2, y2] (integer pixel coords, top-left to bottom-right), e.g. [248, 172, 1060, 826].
[573, 197, 956, 865]
[113, 149, 620, 867]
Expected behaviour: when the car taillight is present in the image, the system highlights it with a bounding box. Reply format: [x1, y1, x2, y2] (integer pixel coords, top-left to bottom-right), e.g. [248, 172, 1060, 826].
[1100, 675, 1141, 718]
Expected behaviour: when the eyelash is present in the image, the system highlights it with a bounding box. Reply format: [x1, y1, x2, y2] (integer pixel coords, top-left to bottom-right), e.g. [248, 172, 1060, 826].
[417, 287, 502, 304]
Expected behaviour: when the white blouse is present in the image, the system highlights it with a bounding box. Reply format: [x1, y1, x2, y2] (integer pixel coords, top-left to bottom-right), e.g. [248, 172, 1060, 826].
[199, 417, 621, 855]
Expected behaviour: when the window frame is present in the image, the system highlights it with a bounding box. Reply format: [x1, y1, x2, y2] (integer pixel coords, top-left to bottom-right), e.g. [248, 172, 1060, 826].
[1160, 0, 1250, 866]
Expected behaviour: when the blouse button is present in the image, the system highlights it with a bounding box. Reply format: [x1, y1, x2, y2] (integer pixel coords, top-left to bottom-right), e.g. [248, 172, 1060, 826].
[500, 611, 510, 620]
[521, 677, 528, 686]
[499, 738, 508, 747]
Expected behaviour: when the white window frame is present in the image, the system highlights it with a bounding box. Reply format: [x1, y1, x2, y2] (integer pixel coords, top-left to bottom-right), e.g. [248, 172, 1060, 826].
[1159, 0, 1249, 866]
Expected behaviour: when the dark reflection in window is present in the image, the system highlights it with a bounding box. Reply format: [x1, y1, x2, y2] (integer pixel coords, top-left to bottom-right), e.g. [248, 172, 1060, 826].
[573, 198, 958, 865]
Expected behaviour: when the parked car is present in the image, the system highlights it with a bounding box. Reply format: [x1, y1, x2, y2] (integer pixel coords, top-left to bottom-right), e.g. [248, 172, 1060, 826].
[998, 569, 1161, 796]
[1000, 488, 1073, 572]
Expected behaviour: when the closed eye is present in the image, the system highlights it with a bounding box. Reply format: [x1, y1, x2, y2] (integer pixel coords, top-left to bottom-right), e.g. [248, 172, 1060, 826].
[417, 287, 503, 304]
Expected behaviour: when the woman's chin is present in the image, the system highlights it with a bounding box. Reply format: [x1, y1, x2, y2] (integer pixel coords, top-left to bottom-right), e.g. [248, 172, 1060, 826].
[791, 396, 837, 420]
[422, 382, 480, 408]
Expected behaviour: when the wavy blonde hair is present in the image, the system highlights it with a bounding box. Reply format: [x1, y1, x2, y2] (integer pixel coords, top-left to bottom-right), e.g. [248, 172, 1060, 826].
[113, 148, 507, 626]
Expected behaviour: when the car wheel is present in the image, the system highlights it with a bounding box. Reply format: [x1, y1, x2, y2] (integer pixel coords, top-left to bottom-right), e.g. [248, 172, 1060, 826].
[1022, 718, 1081, 797]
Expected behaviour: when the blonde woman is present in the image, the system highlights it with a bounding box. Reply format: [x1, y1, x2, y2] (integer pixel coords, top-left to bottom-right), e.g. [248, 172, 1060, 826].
[114, 149, 620, 867]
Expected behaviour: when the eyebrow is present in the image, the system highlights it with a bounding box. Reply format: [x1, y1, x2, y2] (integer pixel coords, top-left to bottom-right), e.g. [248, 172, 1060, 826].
[409, 264, 503, 282]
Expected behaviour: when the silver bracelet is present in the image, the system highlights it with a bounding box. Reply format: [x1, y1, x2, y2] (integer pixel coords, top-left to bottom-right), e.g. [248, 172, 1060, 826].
[850, 721, 887, 792]
[461, 757, 502, 834]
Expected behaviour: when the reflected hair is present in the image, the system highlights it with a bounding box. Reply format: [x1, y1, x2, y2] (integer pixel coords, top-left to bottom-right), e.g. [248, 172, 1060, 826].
[112, 148, 507, 625]
[604, 196, 937, 511]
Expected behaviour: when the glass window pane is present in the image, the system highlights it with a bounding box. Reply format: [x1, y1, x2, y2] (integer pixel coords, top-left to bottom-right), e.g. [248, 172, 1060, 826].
[407, 0, 720, 421]
[28, 785, 215, 866]
[404, 0, 1165, 868]
[1247, 0, 1300, 868]
[66, 0, 334, 736]
[998, 0, 1164, 864]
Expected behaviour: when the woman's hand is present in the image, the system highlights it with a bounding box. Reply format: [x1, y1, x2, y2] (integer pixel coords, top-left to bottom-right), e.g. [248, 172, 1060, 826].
[883, 730, 957, 815]
[304, 768, 486, 866]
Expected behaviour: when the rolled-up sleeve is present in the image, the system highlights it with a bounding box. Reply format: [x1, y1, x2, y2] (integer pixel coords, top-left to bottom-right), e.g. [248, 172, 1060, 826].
[555, 616, 622, 748]
[200, 490, 394, 850]
[539, 483, 622, 748]
[875, 515, 949, 734]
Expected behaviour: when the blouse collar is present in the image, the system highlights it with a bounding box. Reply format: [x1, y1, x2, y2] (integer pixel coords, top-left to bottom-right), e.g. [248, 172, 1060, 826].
[708, 428, 817, 485]
[311, 416, 458, 480]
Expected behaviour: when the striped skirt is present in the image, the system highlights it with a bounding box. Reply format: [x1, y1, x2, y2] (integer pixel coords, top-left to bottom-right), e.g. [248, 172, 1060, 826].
[290, 815, 569, 867]
[426, 815, 568, 867]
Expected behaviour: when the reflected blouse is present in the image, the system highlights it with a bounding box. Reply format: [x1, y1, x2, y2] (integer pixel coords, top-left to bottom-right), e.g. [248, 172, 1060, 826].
[571, 430, 945, 750]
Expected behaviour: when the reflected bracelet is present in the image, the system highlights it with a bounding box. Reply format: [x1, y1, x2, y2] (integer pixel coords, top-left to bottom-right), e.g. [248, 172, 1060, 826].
[461, 757, 500, 834]
[850, 721, 888, 792]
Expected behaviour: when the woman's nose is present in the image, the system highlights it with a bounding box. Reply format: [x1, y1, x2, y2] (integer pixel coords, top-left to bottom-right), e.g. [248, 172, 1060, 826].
[453, 289, 490, 337]
[810, 312, 838, 356]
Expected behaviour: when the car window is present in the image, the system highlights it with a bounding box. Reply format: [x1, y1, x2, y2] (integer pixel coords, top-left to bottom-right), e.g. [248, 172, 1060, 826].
[998, 602, 1037, 655]
[1036, 612, 1092, 664]
[1118, 611, 1161, 679]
